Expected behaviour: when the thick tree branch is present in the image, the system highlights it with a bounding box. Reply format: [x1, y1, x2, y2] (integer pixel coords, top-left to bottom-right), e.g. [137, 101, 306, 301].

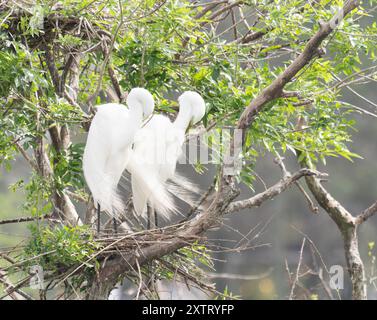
[39, 42, 83, 227]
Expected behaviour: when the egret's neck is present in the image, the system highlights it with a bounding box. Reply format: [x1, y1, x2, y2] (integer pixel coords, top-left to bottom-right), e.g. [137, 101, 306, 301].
[173, 107, 191, 131]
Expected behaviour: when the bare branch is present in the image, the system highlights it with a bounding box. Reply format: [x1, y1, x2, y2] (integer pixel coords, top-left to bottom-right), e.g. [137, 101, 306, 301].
[356, 200, 377, 225]
[294, 181, 319, 214]
[299, 154, 366, 300]
[289, 238, 306, 300]
[13, 140, 39, 172]
[302, 163, 355, 228]
[206, 269, 272, 280]
[0, 214, 57, 225]
[225, 169, 323, 214]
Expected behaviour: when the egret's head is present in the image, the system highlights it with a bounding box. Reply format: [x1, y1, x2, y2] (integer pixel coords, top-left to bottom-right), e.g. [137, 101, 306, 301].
[178, 91, 206, 126]
[127, 87, 155, 118]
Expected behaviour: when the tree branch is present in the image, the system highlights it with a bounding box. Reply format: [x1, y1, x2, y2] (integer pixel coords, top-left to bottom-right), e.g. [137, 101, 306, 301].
[356, 200, 377, 225]
[13, 140, 39, 172]
[225, 168, 323, 214]
[0, 214, 58, 225]
[299, 154, 366, 300]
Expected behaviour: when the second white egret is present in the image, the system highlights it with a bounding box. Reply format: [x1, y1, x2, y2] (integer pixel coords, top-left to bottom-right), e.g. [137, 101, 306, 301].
[129, 91, 206, 220]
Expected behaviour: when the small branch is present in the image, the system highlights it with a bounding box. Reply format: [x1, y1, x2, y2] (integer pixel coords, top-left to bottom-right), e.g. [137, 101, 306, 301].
[66, 53, 81, 102]
[204, 1, 243, 26]
[294, 181, 319, 213]
[0, 214, 58, 225]
[48, 125, 62, 154]
[289, 238, 306, 300]
[273, 154, 289, 178]
[206, 269, 272, 280]
[239, 29, 268, 44]
[64, 190, 87, 203]
[185, 179, 216, 220]
[34, 119, 53, 178]
[356, 200, 377, 225]
[13, 140, 39, 171]
[301, 160, 355, 228]
[226, 169, 324, 214]
[193, 1, 225, 18]
[60, 55, 74, 96]
[292, 100, 313, 107]
[281, 91, 302, 99]
[107, 65, 124, 102]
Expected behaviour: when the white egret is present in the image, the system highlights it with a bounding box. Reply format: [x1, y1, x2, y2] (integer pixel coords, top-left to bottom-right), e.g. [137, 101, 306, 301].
[82, 88, 174, 233]
[129, 91, 206, 220]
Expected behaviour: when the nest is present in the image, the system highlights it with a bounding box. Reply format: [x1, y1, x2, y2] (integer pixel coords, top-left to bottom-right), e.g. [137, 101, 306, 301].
[0, 1, 112, 50]
[94, 222, 202, 259]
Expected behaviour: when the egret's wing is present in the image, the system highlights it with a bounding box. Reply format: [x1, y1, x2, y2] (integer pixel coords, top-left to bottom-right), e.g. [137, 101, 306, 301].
[83, 104, 136, 216]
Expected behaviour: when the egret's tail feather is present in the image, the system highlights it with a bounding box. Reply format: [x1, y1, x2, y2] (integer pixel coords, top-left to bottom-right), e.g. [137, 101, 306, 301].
[131, 173, 148, 217]
[167, 173, 201, 210]
[110, 188, 127, 218]
[95, 176, 126, 218]
[128, 158, 177, 219]
[170, 173, 201, 194]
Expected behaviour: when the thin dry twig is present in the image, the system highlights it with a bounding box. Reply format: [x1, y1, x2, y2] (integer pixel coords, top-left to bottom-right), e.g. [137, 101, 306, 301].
[289, 238, 306, 300]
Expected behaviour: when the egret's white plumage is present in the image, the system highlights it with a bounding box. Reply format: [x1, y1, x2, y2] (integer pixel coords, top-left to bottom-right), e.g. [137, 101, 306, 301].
[130, 91, 206, 218]
[82, 88, 174, 220]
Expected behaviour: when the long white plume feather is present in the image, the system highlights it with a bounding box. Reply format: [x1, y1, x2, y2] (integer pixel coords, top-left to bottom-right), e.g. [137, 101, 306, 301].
[127, 154, 177, 219]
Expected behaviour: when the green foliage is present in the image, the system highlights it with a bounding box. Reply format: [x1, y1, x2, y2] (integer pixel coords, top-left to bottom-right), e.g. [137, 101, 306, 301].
[25, 224, 100, 271]
[53, 143, 86, 191]
[23, 173, 53, 216]
[215, 286, 241, 300]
